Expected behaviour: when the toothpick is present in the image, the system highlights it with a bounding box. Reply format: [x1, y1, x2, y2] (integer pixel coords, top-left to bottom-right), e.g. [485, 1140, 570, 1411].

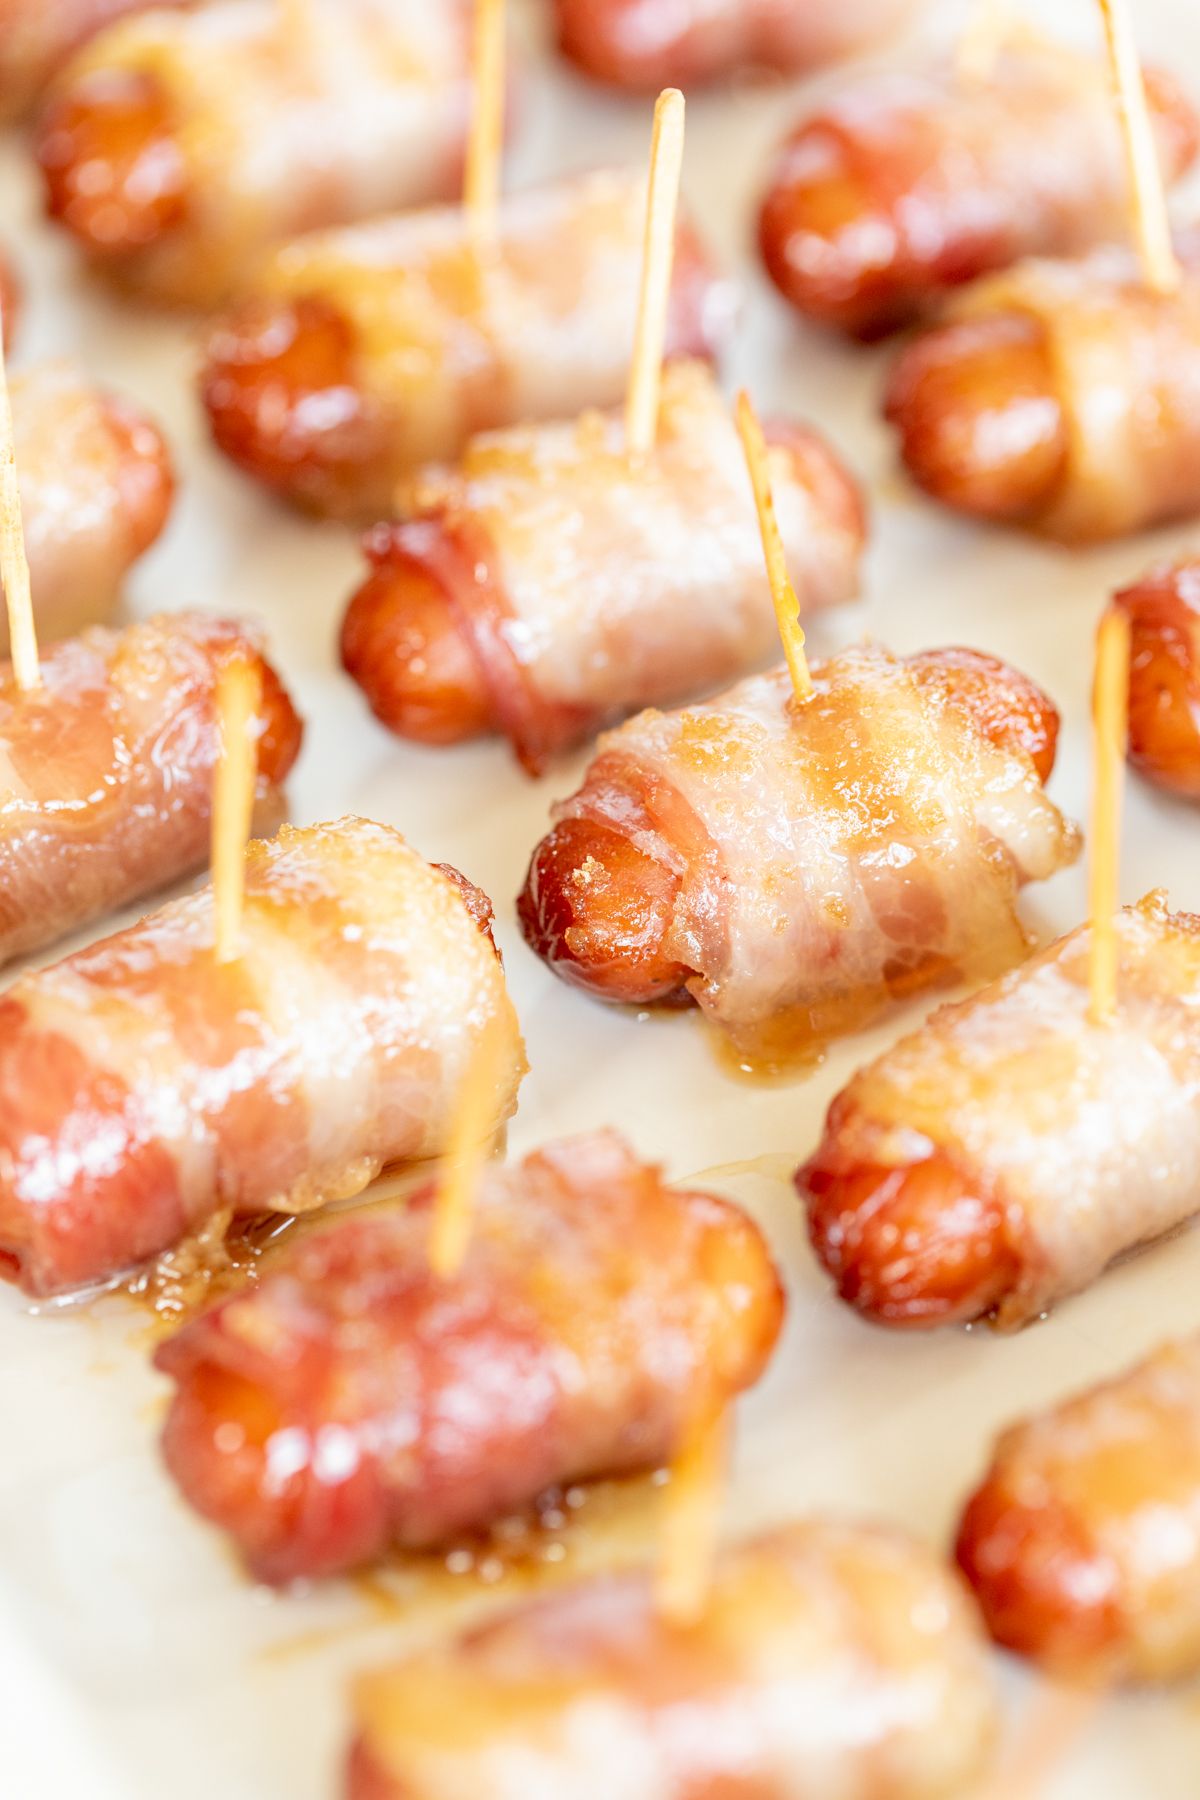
[1088, 606, 1131, 1025]
[957, 0, 1010, 83]
[429, 1012, 508, 1278]
[624, 88, 686, 459]
[654, 1400, 728, 1628]
[212, 652, 261, 965]
[0, 314, 38, 693]
[735, 391, 813, 705]
[464, 0, 505, 252]
[1096, 0, 1180, 295]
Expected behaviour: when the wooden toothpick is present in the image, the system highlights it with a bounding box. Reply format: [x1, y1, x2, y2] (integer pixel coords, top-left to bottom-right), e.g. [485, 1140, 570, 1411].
[735, 390, 813, 705]
[654, 1400, 728, 1628]
[625, 88, 686, 459]
[0, 310, 38, 693]
[1096, 0, 1180, 294]
[212, 652, 261, 965]
[429, 1012, 508, 1278]
[464, 0, 506, 252]
[1088, 606, 1131, 1025]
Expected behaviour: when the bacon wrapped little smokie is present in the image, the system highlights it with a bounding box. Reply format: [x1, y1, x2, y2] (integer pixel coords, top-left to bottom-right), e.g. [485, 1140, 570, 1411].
[885, 248, 1200, 541]
[0, 0, 188, 123]
[201, 170, 732, 520]
[519, 644, 1079, 1058]
[0, 817, 524, 1299]
[8, 363, 174, 651]
[155, 1131, 782, 1583]
[554, 0, 919, 90]
[346, 1520, 999, 1800]
[341, 360, 864, 772]
[759, 43, 1198, 339]
[35, 0, 472, 308]
[957, 1337, 1200, 1684]
[1116, 558, 1200, 801]
[0, 613, 300, 968]
[800, 893, 1200, 1332]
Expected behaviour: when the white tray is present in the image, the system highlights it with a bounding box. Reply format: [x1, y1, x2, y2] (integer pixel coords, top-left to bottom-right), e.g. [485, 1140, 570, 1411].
[4, 2, 1200, 1793]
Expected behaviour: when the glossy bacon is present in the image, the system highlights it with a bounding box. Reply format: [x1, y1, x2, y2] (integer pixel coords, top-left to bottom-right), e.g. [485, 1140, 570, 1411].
[341, 360, 864, 771]
[347, 1520, 999, 1799]
[759, 45, 1198, 339]
[800, 893, 1200, 1331]
[9, 363, 174, 648]
[885, 249, 1200, 541]
[0, 0, 187, 122]
[957, 1336, 1200, 1681]
[200, 171, 732, 519]
[1116, 558, 1200, 801]
[0, 613, 301, 967]
[554, 0, 918, 90]
[35, 0, 472, 307]
[155, 1131, 783, 1583]
[519, 644, 1079, 1056]
[0, 818, 524, 1298]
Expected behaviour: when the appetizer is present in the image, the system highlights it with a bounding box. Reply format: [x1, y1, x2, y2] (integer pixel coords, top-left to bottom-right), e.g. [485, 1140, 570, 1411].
[759, 39, 1197, 339]
[0, 0, 188, 122]
[346, 1520, 998, 1798]
[884, 246, 1200, 540]
[519, 644, 1079, 1057]
[1117, 557, 1200, 800]
[9, 362, 173, 649]
[0, 613, 300, 967]
[201, 169, 731, 519]
[0, 817, 524, 1298]
[155, 1131, 783, 1583]
[35, 0, 473, 307]
[957, 1335, 1200, 1682]
[341, 360, 863, 772]
[800, 892, 1200, 1331]
[553, 0, 918, 91]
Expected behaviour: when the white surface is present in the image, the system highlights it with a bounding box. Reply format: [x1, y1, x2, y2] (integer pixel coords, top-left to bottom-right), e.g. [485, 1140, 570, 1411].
[3, 1, 1200, 1794]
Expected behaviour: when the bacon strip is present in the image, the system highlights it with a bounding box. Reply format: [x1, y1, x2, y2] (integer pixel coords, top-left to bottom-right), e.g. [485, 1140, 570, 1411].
[36, 0, 472, 307]
[154, 1131, 783, 1583]
[0, 817, 524, 1298]
[957, 1336, 1200, 1682]
[521, 645, 1079, 1055]
[201, 170, 733, 518]
[347, 1520, 999, 1799]
[800, 893, 1200, 1330]
[342, 360, 864, 773]
[0, 0, 188, 121]
[10, 363, 174, 648]
[0, 612, 301, 967]
[554, 0, 919, 90]
[759, 44, 1198, 338]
